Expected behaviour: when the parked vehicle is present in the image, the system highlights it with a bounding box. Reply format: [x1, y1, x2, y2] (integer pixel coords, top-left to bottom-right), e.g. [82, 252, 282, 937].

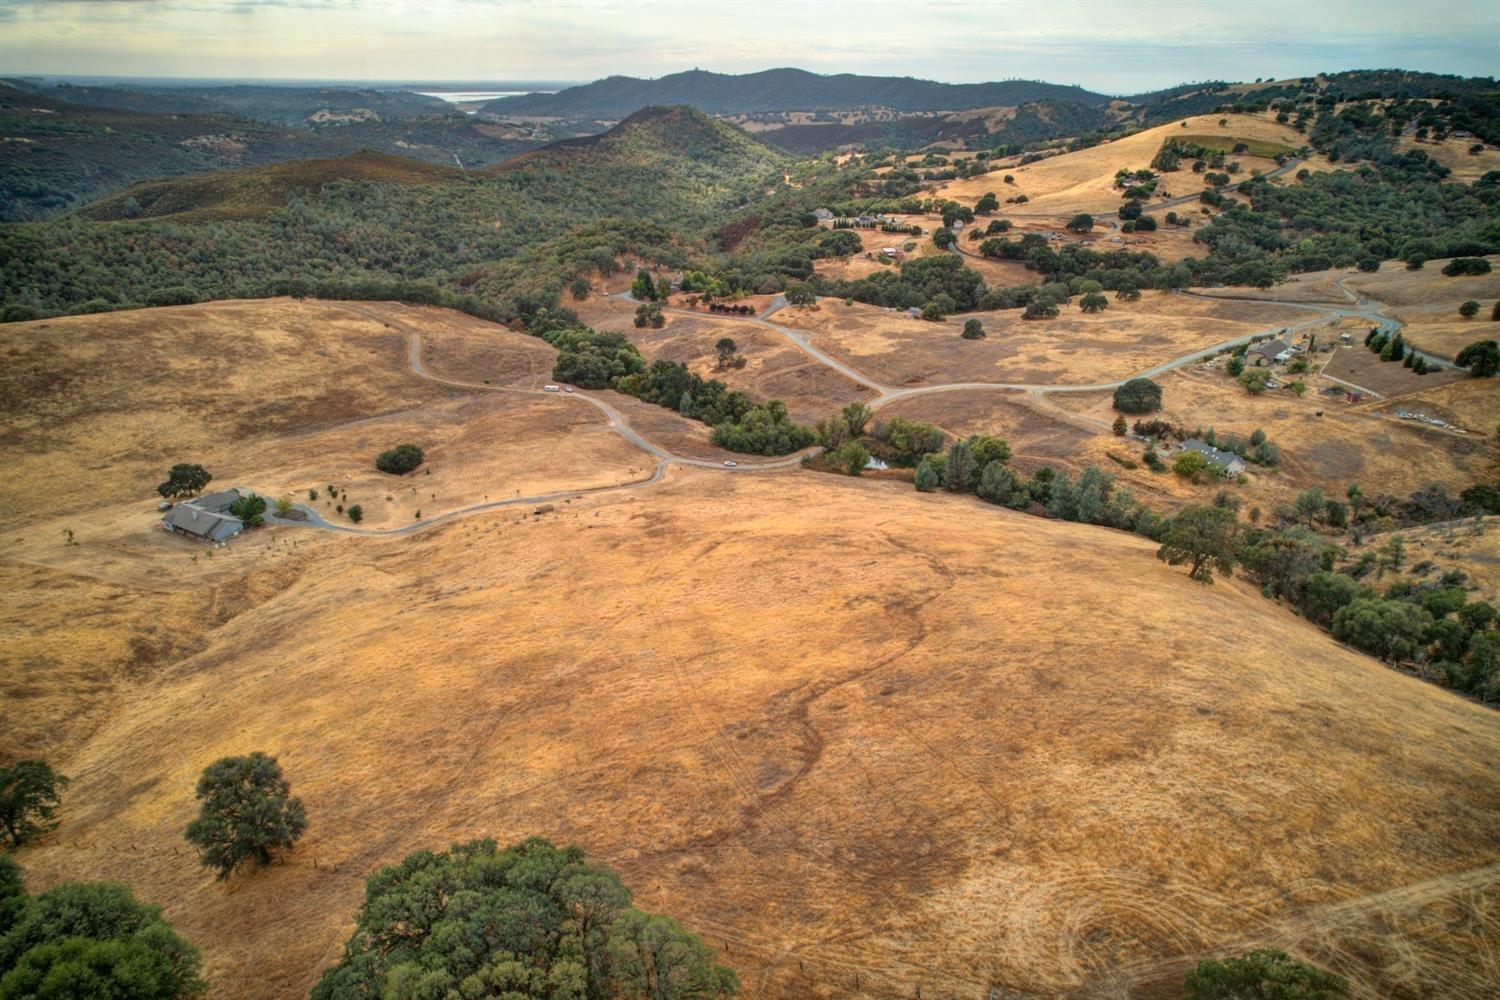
[544, 384, 560, 392]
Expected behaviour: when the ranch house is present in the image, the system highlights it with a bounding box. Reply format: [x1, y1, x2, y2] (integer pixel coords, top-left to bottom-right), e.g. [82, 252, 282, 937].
[1180, 440, 1247, 476]
[1246, 340, 1295, 367]
[162, 487, 248, 543]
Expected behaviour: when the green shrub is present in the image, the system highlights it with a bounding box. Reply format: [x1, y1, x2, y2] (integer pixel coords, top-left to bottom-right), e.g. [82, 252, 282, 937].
[375, 444, 424, 475]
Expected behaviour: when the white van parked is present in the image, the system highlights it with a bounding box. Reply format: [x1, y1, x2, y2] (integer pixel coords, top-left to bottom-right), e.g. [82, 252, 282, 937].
[544, 384, 561, 392]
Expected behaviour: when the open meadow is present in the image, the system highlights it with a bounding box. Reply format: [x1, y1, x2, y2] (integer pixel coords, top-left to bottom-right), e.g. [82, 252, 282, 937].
[0, 300, 656, 532]
[775, 292, 1310, 387]
[3, 297, 1498, 1000]
[576, 295, 873, 423]
[6, 465, 1499, 1000]
[932, 113, 1306, 218]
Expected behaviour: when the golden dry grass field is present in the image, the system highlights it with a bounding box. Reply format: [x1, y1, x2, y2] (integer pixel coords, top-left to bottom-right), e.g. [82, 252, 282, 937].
[574, 296, 873, 423]
[5, 465, 1499, 1000]
[0, 300, 654, 532]
[1395, 135, 1500, 182]
[1344, 517, 1500, 609]
[5, 297, 1500, 1000]
[774, 293, 1309, 387]
[1340, 256, 1500, 361]
[932, 113, 1305, 217]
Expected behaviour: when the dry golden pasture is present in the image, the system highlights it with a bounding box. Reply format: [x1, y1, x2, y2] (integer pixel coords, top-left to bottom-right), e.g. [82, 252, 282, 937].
[1396, 135, 1500, 182]
[6, 469, 1499, 1000]
[574, 297, 872, 424]
[933, 113, 1304, 217]
[1344, 517, 1500, 608]
[1342, 257, 1500, 361]
[776, 293, 1308, 387]
[0, 300, 653, 532]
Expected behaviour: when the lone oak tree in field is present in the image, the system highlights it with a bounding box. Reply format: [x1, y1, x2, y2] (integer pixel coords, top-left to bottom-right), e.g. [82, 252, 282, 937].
[1157, 504, 1238, 583]
[0, 761, 68, 848]
[784, 282, 816, 306]
[714, 337, 738, 368]
[310, 838, 738, 1000]
[961, 318, 986, 339]
[0, 863, 206, 1000]
[1112, 377, 1163, 413]
[184, 753, 306, 880]
[1066, 213, 1095, 233]
[155, 463, 212, 499]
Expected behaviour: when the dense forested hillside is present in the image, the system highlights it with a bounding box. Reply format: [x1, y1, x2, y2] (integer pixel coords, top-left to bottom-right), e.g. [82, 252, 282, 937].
[483, 68, 1110, 117]
[0, 82, 552, 221]
[7, 79, 449, 123]
[0, 106, 787, 322]
[4, 74, 1499, 336]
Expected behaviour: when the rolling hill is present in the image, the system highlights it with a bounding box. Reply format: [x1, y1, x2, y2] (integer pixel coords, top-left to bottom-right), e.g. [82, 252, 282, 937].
[494, 104, 785, 177]
[76, 150, 462, 222]
[1, 302, 1496, 998]
[483, 67, 1111, 117]
[0, 82, 545, 221]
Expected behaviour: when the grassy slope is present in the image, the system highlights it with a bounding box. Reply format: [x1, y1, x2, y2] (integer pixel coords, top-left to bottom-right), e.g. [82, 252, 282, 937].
[6, 468, 1497, 999]
[1, 299, 1497, 997]
[932, 112, 1308, 214]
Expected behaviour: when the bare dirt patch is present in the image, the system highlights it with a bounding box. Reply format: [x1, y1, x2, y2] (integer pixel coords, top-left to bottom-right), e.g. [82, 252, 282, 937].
[1319, 340, 1468, 398]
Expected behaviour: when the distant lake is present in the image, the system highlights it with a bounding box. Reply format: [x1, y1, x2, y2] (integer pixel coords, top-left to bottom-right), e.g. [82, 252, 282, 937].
[417, 91, 532, 104]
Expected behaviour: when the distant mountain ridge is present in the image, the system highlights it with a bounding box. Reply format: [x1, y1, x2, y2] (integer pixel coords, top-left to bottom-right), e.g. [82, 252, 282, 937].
[483, 68, 1110, 117]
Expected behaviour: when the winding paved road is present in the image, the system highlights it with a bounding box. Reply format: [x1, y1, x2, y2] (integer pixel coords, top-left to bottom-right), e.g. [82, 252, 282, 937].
[266, 275, 1420, 537]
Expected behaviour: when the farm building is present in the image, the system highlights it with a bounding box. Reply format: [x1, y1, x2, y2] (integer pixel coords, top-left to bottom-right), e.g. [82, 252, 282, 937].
[1180, 440, 1247, 476]
[1246, 340, 1295, 367]
[162, 487, 247, 543]
[813, 208, 834, 222]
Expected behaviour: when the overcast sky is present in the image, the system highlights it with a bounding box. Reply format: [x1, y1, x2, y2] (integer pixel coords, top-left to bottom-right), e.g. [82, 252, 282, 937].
[2, 0, 1496, 94]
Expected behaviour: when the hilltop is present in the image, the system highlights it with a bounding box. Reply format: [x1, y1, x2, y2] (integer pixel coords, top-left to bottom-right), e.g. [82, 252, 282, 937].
[0, 82, 547, 221]
[76, 149, 462, 222]
[495, 104, 785, 176]
[483, 67, 1110, 117]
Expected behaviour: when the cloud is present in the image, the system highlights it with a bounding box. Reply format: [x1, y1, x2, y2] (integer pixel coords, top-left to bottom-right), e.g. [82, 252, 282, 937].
[0, 0, 1494, 90]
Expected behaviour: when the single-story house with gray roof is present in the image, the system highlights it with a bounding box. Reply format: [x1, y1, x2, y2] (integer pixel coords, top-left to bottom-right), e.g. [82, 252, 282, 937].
[1180, 439, 1246, 476]
[1246, 340, 1295, 367]
[162, 487, 246, 543]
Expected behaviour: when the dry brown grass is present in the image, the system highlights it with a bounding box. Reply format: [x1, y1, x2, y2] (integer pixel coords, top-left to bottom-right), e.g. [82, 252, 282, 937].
[932, 113, 1305, 217]
[1395, 136, 1500, 182]
[1342, 517, 1500, 609]
[6, 468, 1499, 1000]
[1340, 257, 1500, 361]
[1319, 336, 1469, 398]
[573, 299, 872, 424]
[0, 299, 653, 533]
[775, 293, 1309, 387]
